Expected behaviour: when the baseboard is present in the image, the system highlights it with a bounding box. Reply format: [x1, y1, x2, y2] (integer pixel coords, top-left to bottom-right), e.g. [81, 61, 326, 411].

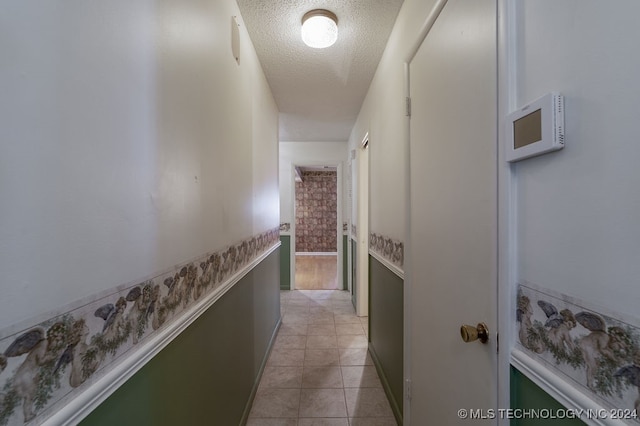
[369, 343, 403, 426]
[239, 317, 282, 426]
[295, 252, 337, 256]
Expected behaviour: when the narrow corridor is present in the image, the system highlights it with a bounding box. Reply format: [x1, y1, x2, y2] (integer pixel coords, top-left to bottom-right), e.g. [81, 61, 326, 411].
[247, 290, 397, 425]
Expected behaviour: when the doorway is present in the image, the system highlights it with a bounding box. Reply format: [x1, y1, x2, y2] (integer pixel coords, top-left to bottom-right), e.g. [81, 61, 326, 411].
[291, 165, 343, 290]
[353, 134, 369, 316]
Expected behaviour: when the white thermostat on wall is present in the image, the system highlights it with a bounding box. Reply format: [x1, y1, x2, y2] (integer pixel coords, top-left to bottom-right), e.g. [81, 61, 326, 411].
[506, 92, 564, 162]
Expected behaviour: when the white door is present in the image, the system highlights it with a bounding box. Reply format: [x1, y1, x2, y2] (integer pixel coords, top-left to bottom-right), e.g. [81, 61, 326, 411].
[355, 137, 369, 316]
[408, 0, 498, 424]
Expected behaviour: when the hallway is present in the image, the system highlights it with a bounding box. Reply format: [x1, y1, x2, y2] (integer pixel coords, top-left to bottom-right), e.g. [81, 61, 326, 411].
[4, 1, 639, 425]
[247, 290, 396, 425]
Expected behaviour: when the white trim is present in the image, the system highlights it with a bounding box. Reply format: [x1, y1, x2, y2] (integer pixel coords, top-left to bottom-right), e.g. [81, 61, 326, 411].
[497, 0, 518, 424]
[290, 161, 344, 291]
[403, 61, 413, 426]
[42, 243, 281, 426]
[511, 349, 628, 426]
[356, 133, 369, 317]
[336, 162, 344, 290]
[405, 0, 448, 64]
[290, 166, 297, 290]
[369, 249, 404, 280]
[295, 252, 337, 256]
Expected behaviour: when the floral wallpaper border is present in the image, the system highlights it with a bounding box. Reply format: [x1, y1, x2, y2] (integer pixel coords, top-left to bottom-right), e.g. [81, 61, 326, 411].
[0, 228, 279, 426]
[299, 171, 335, 177]
[279, 223, 291, 233]
[517, 283, 640, 420]
[369, 232, 404, 269]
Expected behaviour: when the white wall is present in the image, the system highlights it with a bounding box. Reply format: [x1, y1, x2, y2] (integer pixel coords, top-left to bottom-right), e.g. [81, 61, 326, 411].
[0, 0, 279, 328]
[515, 0, 640, 318]
[349, 0, 438, 243]
[354, 0, 640, 313]
[252, 70, 281, 233]
[279, 141, 348, 226]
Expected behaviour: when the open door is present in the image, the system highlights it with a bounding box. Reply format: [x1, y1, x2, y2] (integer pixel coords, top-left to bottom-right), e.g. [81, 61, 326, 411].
[291, 164, 344, 291]
[407, 0, 498, 423]
[354, 134, 369, 316]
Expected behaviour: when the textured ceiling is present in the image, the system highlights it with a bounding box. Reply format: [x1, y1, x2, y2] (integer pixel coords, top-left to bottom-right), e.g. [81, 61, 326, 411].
[236, 0, 403, 142]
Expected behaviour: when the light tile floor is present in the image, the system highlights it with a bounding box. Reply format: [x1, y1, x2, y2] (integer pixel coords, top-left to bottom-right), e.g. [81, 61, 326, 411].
[247, 290, 398, 426]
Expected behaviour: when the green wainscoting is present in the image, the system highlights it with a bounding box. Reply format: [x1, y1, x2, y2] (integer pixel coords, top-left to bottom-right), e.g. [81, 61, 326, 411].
[80, 249, 281, 426]
[342, 235, 348, 290]
[510, 366, 586, 425]
[369, 255, 404, 425]
[280, 235, 290, 290]
[351, 238, 357, 306]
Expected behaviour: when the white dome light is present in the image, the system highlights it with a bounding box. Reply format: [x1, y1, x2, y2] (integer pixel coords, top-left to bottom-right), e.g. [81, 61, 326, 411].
[301, 9, 338, 49]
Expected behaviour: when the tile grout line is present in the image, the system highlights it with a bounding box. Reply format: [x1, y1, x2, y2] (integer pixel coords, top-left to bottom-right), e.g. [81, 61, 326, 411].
[249, 289, 390, 425]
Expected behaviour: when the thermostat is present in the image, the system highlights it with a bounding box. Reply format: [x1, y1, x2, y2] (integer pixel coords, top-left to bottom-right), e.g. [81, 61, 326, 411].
[506, 92, 564, 162]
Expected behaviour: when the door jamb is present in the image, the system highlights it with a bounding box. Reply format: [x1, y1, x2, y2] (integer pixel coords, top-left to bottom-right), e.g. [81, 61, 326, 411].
[497, 1, 517, 423]
[290, 162, 344, 291]
[355, 133, 369, 316]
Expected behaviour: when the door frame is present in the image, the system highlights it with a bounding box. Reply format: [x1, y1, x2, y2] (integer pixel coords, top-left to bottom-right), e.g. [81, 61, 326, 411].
[402, 0, 516, 423]
[354, 132, 369, 316]
[290, 161, 344, 291]
[347, 151, 355, 296]
[496, 2, 517, 425]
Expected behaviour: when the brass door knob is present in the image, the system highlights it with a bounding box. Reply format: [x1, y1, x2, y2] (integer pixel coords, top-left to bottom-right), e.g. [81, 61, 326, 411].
[460, 323, 489, 344]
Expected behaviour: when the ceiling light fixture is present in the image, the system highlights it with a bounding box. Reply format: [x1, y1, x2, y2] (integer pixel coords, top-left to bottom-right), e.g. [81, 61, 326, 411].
[301, 9, 338, 49]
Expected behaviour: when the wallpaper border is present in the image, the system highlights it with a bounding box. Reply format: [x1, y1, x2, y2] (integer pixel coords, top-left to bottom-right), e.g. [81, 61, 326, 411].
[0, 228, 279, 426]
[369, 232, 404, 278]
[514, 282, 640, 426]
[279, 222, 291, 236]
[50, 243, 280, 426]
